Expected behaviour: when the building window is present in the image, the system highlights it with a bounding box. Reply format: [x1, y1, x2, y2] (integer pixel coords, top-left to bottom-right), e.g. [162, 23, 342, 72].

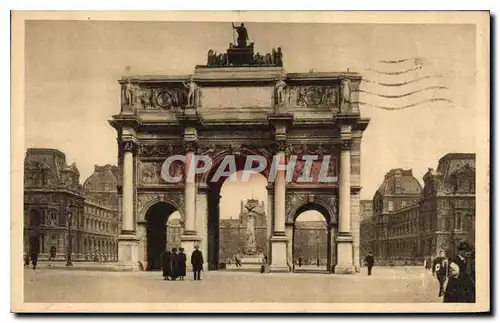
[388, 201, 394, 212]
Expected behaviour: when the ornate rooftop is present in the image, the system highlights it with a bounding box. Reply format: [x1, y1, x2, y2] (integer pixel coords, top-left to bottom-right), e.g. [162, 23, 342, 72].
[376, 168, 422, 196]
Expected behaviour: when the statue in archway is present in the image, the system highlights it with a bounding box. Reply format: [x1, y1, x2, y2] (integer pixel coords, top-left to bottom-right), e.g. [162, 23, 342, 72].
[244, 213, 257, 255]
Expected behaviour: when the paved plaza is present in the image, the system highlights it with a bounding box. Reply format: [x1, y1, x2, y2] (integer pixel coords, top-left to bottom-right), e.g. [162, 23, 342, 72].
[24, 266, 443, 303]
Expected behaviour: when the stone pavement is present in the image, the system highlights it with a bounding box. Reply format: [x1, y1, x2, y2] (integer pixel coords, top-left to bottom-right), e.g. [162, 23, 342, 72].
[24, 266, 443, 303]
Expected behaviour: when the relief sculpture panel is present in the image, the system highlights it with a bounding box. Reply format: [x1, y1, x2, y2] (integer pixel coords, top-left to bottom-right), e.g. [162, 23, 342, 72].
[277, 85, 339, 112]
[139, 160, 184, 185]
[285, 144, 339, 184]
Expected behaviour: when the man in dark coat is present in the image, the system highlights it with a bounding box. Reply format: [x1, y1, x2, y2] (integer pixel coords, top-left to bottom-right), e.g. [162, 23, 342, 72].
[365, 252, 375, 276]
[171, 248, 179, 281]
[445, 241, 475, 303]
[191, 245, 204, 281]
[432, 250, 449, 297]
[161, 249, 172, 280]
[178, 248, 187, 281]
[31, 251, 38, 270]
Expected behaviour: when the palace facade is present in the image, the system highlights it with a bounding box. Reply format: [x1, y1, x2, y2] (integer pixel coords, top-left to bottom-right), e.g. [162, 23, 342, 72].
[366, 153, 476, 265]
[23, 148, 120, 262]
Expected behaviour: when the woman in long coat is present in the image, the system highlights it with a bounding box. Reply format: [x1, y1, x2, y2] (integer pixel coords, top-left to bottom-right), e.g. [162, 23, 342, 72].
[178, 248, 187, 280]
[161, 250, 172, 280]
[171, 248, 179, 280]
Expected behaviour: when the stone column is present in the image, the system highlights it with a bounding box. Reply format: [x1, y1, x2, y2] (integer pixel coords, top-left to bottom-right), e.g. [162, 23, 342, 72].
[116, 140, 140, 271]
[180, 134, 200, 259]
[285, 223, 294, 271]
[269, 141, 290, 272]
[335, 139, 355, 274]
[266, 187, 274, 264]
[122, 142, 134, 233]
[196, 187, 209, 272]
[267, 113, 293, 273]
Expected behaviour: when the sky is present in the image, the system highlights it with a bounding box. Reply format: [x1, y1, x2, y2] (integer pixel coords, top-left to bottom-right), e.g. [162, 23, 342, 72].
[25, 21, 477, 219]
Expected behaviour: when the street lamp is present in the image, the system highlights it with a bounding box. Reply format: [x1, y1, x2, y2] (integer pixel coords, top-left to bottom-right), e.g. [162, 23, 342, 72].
[66, 208, 73, 267]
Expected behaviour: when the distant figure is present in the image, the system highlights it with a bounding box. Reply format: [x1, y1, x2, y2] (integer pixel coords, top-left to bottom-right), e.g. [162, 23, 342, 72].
[232, 23, 249, 48]
[316, 258, 320, 267]
[234, 255, 242, 267]
[424, 257, 432, 271]
[432, 250, 449, 297]
[24, 253, 30, 267]
[161, 249, 172, 281]
[191, 245, 204, 281]
[364, 252, 375, 276]
[260, 255, 267, 274]
[298, 257, 302, 267]
[31, 251, 38, 270]
[178, 248, 187, 281]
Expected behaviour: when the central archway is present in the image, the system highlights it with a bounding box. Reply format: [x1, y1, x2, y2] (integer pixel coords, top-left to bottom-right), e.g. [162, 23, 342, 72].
[204, 150, 271, 270]
[145, 202, 178, 271]
[291, 203, 333, 273]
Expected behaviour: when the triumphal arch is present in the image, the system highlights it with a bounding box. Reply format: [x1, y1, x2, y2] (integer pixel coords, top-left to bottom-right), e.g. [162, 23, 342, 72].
[109, 31, 369, 274]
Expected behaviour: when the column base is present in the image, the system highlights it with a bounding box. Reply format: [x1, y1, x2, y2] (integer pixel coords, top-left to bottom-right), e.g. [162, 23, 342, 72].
[180, 233, 201, 269]
[334, 265, 356, 274]
[116, 234, 141, 271]
[335, 234, 355, 275]
[269, 235, 290, 273]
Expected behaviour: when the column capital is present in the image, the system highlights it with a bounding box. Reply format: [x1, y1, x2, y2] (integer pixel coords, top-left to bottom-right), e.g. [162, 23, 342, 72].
[122, 140, 137, 153]
[340, 140, 352, 151]
[184, 140, 198, 153]
[275, 139, 287, 153]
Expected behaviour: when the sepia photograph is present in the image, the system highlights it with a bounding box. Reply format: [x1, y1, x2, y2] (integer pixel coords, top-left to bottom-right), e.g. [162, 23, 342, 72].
[10, 10, 490, 313]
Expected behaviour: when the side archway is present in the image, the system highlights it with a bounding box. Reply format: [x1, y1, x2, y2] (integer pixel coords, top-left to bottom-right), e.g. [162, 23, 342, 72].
[144, 201, 179, 271]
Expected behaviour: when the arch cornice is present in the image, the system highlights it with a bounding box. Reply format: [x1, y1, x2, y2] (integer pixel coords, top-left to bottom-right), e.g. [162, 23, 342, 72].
[285, 192, 337, 225]
[136, 191, 185, 223]
[199, 146, 274, 185]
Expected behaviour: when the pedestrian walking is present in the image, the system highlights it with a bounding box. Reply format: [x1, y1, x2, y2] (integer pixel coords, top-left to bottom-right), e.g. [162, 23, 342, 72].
[364, 252, 374, 276]
[432, 250, 449, 297]
[161, 249, 172, 280]
[191, 245, 204, 281]
[178, 248, 187, 281]
[31, 251, 38, 270]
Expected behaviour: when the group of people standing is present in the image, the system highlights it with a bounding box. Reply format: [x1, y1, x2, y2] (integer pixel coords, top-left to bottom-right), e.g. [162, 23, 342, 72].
[429, 242, 475, 303]
[161, 245, 204, 281]
[161, 247, 187, 280]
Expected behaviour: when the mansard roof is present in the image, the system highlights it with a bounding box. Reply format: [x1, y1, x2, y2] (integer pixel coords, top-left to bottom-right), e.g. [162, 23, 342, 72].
[83, 164, 120, 193]
[376, 168, 422, 196]
[24, 148, 81, 191]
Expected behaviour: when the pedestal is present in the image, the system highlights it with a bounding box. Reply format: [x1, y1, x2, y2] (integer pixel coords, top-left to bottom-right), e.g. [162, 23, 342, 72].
[115, 234, 140, 271]
[334, 235, 355, 274]
[269, 235, 290, 272]
[181, 234, 201, 270]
